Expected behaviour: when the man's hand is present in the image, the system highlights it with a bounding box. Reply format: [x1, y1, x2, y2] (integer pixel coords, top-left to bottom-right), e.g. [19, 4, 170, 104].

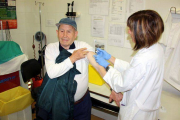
[96, 48, 111, 60]
[93, 55, 110, 68]
[70, 48, 89, 63]
[109, 90, 123, 107]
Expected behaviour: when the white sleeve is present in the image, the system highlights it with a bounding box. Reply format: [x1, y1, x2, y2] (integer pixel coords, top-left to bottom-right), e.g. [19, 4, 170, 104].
[81, 41, 94, 61]
[103, 58, 145, 93]
[82, 42, 94, 52]
[114, 58, 130, 72]
[45, 44, 73, 79]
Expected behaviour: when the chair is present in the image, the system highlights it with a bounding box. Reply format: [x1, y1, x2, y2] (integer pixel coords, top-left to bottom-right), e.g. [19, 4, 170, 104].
[21, 59, 41, 83]
[20, 59, 42, 100]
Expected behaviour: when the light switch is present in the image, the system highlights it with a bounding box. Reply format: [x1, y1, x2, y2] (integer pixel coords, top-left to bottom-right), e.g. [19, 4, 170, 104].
[46, 19, 55, 27]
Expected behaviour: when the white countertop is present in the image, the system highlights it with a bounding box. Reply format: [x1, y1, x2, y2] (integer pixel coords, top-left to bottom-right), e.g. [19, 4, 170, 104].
[89, 82, 180, 120]
[89, 83, 118, 106]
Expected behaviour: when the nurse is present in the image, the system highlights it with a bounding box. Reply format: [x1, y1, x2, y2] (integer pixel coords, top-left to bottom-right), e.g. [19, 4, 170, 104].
[94, 10, 165, 120]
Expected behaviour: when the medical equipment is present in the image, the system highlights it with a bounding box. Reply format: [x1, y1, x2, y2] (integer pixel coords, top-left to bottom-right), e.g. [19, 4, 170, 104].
[35, 31, 45, 42]
[32, 35, 36, 59]
[32, 33, 47, 71]
[66, 1, 76, 20]
[35, 1, 45, 78]
[88, 64, 105, 86]
[66, 3, 71, 17]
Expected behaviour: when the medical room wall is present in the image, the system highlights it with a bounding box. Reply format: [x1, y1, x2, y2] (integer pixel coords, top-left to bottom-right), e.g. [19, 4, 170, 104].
[11, 0, 180, 95]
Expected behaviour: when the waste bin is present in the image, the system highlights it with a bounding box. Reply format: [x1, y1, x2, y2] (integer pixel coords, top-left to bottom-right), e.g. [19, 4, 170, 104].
[88, 64, 105, 85]
[0, 86, 33, 120]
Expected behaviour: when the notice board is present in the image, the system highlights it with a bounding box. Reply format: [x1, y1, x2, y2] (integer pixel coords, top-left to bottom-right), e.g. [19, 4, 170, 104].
[0, 0, 17, 29]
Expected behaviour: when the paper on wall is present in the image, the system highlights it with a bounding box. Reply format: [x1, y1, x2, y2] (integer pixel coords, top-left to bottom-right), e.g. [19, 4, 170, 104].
[127, 0, 145, 19]
[94, 39, 107, 53]
[110, 0, 126, 22]
[108, 23, 125, 47]
[91, 15, 105, 38]
[89, 0, 109, 15]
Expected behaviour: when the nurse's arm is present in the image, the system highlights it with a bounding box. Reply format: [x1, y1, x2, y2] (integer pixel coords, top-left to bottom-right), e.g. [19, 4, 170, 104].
[109, 90, 123, 107]
[108, 56, 116, 65]
[87, 51, 107, 77]
[87, 51, 123, 106]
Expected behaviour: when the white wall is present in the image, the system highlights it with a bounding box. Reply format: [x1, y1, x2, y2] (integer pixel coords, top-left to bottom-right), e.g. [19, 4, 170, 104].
[12, 0, 180, 95]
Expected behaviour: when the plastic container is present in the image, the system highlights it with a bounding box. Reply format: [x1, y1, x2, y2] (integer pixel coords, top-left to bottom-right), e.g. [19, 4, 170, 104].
[0, 86, 33, 116]
[88, 64, 105, 86]
[0, 106, 32, 120]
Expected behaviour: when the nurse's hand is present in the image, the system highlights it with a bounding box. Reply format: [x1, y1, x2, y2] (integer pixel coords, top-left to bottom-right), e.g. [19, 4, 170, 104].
[109, 90, 123, 107]
[70, 48, 89, 63]
[93, 55, 110, 68]
[96, 48, 111, 60]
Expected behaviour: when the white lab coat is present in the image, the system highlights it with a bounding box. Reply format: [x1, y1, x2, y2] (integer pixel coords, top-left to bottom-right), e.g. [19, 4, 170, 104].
[162, 12, 180, 91]
[103, 43, 165, 120]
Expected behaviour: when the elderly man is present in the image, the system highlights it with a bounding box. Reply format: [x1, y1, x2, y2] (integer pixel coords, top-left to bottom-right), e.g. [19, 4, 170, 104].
[36, 18, 123, 120]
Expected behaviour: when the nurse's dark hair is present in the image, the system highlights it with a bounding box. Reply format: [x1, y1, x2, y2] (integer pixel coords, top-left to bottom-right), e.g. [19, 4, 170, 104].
[127, 10, 164, 51]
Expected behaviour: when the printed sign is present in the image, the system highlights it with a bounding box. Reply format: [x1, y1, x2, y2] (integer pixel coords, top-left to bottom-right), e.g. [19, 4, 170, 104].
[0, 0, 17, 29]
[0, 71, 20, 93]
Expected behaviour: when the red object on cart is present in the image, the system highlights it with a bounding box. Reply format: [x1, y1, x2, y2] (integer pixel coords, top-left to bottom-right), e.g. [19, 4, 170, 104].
[0, 71, 20, 93]
[32, 77, 43, 88]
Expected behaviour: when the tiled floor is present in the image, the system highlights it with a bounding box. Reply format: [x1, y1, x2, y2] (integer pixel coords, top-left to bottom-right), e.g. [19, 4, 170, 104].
[32, 102, 104, 120]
